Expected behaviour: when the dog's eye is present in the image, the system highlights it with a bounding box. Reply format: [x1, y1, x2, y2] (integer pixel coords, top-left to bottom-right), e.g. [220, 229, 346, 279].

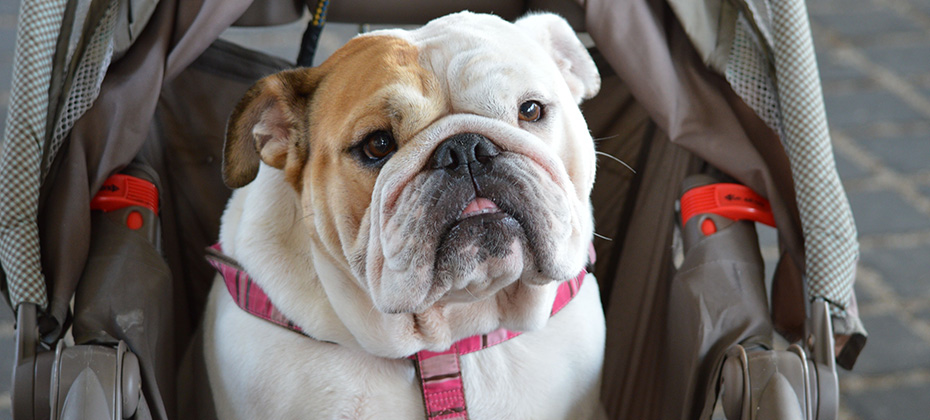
[518, 101, 543, 122]
[362, 131, 397, 163]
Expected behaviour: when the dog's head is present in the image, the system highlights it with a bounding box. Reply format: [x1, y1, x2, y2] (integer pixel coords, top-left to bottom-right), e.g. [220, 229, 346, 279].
[224, 12, 599, 334]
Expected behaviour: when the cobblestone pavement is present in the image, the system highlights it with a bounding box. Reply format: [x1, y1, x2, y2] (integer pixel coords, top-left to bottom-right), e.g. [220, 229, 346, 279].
[807, 0, 930, 418]
[1, 1, 929, 420]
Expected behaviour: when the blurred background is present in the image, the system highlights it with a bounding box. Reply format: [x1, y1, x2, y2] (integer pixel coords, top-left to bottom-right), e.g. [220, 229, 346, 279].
[1, 0, 928, 419]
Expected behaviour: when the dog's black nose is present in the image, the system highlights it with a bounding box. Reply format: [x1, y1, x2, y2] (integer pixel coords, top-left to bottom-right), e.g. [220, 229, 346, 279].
[428, 133, 500, 174]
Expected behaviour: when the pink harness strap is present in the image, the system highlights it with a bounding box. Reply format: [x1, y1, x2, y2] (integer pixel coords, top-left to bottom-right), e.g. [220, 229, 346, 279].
[206, 244, 304, 333]
[411, 270, 585, 420]
[207, 243, 592, 420]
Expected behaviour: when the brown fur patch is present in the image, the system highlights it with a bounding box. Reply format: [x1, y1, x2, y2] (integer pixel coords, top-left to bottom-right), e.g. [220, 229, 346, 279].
[227, 35, 446, 272]
[224, 68, 321, 189]
[309, 35, 444, 153]
[300, 35, 445, 257]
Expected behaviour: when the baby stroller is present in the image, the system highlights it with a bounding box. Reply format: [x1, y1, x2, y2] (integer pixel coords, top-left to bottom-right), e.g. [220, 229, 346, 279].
[0, 0, 868, 418]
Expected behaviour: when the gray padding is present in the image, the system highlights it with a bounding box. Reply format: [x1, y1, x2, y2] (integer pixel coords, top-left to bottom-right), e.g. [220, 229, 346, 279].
[74, 201, 171, 419]
[664, 216, 772, 419]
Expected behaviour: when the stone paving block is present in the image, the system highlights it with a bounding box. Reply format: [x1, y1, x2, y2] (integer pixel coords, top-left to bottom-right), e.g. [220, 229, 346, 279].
[0, 28, 12, 56]
[916, 307, 930, 325]
[817, 51, 871, 85]
[1, 61, 10, 95]
[856, 132, 930, 174]
[0, 0, 19, 13]
[844, 314, 930, 375]
[812, 10, 922, 41]
[807, 0, 880, 16]
[844, 380, 930, 420]
[834, 150, 871, 180]
[847, 189, 930, 236]
[913, 2, 930, 19]
[824, 90, 924, 128]
[859, 245, 930, 298]
[0, 29, 14, 71]
[863, 43, 930, 78]
[853, 282, 875, 307]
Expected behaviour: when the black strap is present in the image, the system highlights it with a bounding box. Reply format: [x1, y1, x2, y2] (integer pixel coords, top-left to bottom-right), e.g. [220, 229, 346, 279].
[296, 0, 330, 67]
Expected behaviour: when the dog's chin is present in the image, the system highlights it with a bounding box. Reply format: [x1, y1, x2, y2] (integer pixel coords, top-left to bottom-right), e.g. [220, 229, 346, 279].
[433, 211, 527, 300]
[370, 211, 531, 314]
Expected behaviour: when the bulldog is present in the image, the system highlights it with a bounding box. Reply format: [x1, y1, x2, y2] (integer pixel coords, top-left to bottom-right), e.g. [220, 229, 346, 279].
[203, 11, 605, 420]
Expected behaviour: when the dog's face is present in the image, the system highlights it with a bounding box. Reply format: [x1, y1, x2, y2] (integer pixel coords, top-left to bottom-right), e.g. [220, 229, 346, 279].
[224, 12, 599, 322]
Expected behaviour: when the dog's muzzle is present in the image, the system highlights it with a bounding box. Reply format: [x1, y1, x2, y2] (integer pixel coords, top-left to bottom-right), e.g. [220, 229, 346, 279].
[429, 133, 499, 176]
[430, 133, 504, 221]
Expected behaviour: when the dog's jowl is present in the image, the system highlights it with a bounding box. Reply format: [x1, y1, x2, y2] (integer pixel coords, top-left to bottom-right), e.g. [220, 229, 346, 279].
[203, 12, 606, 420]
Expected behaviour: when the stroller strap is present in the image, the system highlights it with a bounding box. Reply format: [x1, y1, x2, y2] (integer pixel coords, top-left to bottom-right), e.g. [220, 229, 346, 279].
[206, 244, 310, 335]
[411, 270, 586, 420]
[206, 243, 591, 420]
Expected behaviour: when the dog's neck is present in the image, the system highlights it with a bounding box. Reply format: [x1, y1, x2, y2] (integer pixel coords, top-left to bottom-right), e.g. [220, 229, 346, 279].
[219, 167, 358, 348]
[220, 166, 561, 358]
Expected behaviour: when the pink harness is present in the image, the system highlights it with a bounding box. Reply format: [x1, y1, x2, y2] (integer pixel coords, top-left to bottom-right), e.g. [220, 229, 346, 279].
[207, 244, 589, 420]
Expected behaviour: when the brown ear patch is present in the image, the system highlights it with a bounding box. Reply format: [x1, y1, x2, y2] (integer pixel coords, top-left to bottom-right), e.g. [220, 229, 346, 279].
[223, 68, 321, 188]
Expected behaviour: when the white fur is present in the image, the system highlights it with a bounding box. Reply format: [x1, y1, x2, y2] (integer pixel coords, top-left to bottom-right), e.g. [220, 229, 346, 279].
[204, 270, 605, 420]
[204, 12, 606, 419]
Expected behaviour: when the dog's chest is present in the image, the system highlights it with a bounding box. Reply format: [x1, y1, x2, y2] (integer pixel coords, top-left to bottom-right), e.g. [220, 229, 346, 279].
[203, 275, 605, 419]
[204, 278, 423, 419]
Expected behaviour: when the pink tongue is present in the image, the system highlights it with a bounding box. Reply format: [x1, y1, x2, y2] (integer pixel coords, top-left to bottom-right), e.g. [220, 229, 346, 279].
[460, 197, 499, 217]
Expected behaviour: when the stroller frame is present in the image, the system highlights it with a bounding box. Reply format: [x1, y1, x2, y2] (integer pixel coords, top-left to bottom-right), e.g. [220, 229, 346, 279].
[1, 0, 866, 418]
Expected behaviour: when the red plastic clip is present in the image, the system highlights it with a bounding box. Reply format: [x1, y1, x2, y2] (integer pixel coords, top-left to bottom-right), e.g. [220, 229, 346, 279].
[680, 183, 775, 228]
[91, 174, 159, 215]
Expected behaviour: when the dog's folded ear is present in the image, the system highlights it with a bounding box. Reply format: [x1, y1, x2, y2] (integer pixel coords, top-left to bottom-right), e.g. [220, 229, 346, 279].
[515, 13, 601, 103]
[223, 68, 322, 188]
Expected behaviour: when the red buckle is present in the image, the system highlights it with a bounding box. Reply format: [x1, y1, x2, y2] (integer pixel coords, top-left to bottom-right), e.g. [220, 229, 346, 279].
[91, 174, 159, 215]
[680, 183, 775, 228]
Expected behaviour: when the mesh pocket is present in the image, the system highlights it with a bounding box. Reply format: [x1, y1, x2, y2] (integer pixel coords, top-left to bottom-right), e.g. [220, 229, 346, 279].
[725, 14, 784, 141]
[45, 0, 118, 178]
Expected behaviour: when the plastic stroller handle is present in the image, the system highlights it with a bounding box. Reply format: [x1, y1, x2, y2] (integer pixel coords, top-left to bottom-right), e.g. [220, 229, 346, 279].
[680, 183, 776, 229]
[90, 174, 159, 215]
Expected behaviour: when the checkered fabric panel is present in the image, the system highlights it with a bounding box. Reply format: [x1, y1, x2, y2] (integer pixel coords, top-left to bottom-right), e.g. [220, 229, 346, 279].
[0, 0, 68, 309]
[770, 0, 859, 316]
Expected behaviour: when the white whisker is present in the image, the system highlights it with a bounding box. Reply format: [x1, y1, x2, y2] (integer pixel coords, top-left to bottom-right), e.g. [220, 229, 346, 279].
[593, 232, 612, 241]
[595, 151, 636, 174]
